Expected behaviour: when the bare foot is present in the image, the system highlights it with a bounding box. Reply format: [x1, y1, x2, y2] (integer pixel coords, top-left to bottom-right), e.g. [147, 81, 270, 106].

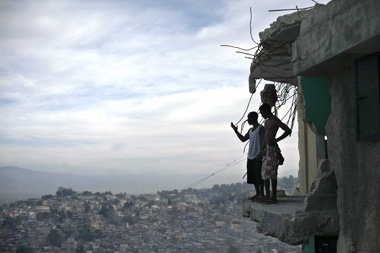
[250, 194, 260, 201]
[259, 197, 271, 203]
[255, 195, 265, 201]
[269, 197, 277, 204]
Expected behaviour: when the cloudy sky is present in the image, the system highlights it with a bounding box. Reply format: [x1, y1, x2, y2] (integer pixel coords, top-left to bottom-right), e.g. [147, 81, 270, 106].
[0, 0, 330, 185]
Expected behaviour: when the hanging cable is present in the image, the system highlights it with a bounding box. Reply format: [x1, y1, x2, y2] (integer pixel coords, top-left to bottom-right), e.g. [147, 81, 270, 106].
[234, 94, 253, 126]
[268, 6, 313, 12]
[249, 7, 260, 45]
[243, 141, 249, 153]
[233, 79, 262, 127]
[183, 154, 246, 189]
[220, 44, 258, 51]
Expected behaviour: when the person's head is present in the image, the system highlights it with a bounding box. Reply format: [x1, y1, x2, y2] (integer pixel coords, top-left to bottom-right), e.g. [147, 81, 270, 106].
[259, 103, 272, 119]
[247, 111, 258, 125]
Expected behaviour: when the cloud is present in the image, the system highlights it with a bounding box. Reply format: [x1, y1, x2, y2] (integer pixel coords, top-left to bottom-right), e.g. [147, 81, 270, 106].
[0, 0, 313, 181]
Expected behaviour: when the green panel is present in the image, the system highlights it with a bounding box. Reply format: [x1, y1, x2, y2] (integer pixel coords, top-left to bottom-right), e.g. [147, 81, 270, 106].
[302, 235, 315, 253]
[301, 76, 331, 135]
[355, 53, 380, 141]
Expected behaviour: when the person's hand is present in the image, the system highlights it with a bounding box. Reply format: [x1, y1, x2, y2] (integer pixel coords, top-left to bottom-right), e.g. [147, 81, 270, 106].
[230, 122, 238, 132]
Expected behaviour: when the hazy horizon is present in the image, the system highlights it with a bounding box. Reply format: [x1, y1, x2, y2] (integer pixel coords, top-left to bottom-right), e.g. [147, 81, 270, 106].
[0, 165, 298, 205]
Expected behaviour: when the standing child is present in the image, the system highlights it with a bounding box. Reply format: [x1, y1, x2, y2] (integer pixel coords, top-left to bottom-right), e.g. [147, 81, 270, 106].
[259, 103, 291, 203]
[231, 112, 265, 200]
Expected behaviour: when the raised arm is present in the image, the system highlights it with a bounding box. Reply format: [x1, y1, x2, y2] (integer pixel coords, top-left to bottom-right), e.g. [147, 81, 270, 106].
[275, 120, 292, 143]
[231, 122, 249, 142]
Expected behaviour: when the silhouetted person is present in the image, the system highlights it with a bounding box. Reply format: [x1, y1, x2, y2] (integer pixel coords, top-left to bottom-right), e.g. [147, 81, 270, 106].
[231, 112, 265, 200]
[259, 103, 291, 203]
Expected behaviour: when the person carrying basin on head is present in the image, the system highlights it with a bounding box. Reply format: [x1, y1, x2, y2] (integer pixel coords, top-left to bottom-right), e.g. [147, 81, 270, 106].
[259, 103, 291, 203]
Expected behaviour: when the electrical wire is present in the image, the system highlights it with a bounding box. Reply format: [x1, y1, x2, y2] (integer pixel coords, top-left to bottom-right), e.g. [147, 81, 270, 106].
[249, 7, 260, 45]
[268, 6, 313, 12]
[234, 95, 252, 126]
[233, 78, 263, 127]
[220, 44, 258, 51]
[183, 155, 246, 189]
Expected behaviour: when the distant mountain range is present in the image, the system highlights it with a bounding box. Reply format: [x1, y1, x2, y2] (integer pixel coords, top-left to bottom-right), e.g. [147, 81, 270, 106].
[0, 166, 244, 203]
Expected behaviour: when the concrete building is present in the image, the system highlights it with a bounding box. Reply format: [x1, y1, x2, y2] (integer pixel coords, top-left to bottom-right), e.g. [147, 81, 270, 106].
[242, 0, 380, 252]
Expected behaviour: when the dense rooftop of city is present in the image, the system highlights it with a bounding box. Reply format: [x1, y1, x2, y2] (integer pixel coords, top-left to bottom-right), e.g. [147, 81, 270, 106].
[0, 178, 299, 253]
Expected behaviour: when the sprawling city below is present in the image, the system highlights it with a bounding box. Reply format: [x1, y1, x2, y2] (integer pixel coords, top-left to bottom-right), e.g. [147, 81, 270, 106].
[0, 182, 300, 253]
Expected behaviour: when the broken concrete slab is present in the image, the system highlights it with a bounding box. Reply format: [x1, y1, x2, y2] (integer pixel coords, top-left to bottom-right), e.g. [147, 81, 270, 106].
[243, 160, 339, 245]
[243, 196, 338, 245]
[250, 4, 325, 85]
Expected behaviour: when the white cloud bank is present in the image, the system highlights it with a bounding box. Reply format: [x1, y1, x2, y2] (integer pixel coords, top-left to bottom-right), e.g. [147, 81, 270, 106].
[0, 0, 330, 187]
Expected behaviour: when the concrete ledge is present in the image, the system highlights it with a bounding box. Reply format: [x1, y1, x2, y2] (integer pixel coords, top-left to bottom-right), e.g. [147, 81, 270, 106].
[243, 196, 304, 219]
[242, 196, 339, 245]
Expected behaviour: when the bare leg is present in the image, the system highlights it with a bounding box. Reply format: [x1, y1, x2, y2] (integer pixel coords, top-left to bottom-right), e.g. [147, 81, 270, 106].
[259, 184, 264, 196]
[251, 184, 261, 200]
[254, 184, 265, 201]
[264, 180, 270, 199]
[271, 178, 277, 203]
[254, 184, 260, 195]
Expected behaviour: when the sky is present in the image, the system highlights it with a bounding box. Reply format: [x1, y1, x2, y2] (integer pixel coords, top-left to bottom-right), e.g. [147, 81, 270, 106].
[0, 0, 331, 186]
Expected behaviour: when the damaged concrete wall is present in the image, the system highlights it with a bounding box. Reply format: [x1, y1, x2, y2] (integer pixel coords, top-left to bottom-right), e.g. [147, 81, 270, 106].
[294, 0, 380, 76]
[326, 65, 380, 253]
[292, 0, 380, 251]
[303, 159, 337, 212]
[245, 0, 380, 249]
[248, 6, 325, 85]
